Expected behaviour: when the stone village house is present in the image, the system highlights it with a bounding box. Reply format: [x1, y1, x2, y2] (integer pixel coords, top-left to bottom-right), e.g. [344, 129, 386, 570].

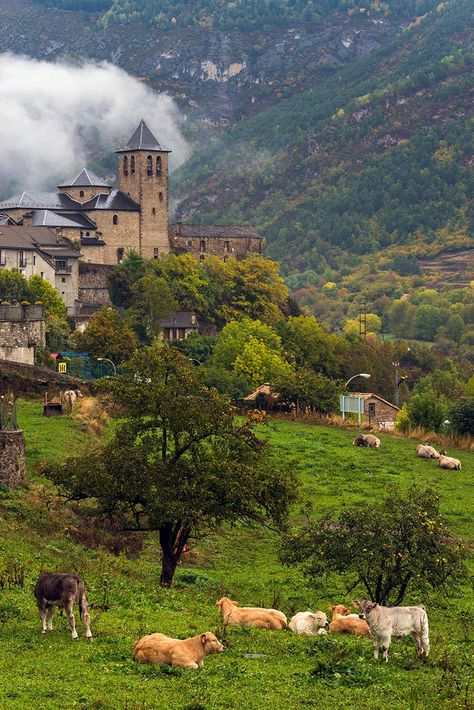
[0, 120, 261, 323]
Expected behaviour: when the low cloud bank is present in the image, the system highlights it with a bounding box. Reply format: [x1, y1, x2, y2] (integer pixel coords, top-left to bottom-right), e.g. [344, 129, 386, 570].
[0, 53, 189, 194]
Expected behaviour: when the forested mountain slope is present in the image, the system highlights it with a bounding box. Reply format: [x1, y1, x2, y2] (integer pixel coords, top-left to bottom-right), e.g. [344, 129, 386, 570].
[174, 0, 473, 289]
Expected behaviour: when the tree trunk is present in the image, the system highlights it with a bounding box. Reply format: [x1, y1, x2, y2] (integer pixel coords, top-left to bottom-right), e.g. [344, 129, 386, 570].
[159, 522, 191, 588]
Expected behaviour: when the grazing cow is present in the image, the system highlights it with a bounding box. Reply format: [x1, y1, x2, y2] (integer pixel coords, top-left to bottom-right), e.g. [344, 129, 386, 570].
[438, 452, 462, 470]
[61, 389, 83, 416]
[216, 597, 287, 630]
[353, 434, 381, 448]
[355, 599, 429, 662]
[328, 604, 371, 637]
[416, 444, 440, 459]
[133, 632, 224, 669]
[33, 572, 92, 639]
[289, 611, 328, 635]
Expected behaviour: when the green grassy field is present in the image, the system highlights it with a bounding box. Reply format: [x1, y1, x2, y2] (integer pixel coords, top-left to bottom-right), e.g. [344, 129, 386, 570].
[0, 401, 472, 709]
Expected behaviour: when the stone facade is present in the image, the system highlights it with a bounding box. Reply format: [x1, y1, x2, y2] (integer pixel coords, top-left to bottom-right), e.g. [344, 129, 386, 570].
[0, 304, 46, 365]
[171, 224, 262, 260]
[87, 209, 141, 264]
[77, 263, 113, 308]
[0, 430, 27, 488]
[354, 393, 400, 428]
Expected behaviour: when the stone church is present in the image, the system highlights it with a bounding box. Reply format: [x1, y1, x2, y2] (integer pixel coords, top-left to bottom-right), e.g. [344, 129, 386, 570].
[0, 120, 261, 266]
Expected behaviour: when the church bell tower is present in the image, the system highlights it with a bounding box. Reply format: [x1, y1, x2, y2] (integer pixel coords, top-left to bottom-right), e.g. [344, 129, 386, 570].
[116, 119, 171, 259]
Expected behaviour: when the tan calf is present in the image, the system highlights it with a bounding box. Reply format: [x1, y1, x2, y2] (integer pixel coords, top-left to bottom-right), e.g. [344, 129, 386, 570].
[133, 632, 224, 669]
[328, 604, 371, 637]
[216, 597, 287, 629]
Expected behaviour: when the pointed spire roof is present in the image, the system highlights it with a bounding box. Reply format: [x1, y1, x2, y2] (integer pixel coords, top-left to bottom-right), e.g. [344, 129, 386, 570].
[116, 119, 171, 153]
[58, 168, 110, 188]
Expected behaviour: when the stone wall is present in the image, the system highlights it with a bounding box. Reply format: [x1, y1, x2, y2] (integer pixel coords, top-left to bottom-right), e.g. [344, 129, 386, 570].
[78, 262, 113, 309]
[171, 230, 262, 259]
[89, 209, 141, 264]
[0, 430, 27, 488]
[58, 186, 111, 203]
[0, 305, 45, 365]
[363, 395, 399, 427]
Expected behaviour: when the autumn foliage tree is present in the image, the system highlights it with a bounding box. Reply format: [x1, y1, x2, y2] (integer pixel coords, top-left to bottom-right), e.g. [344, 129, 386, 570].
[44, 344, 296, 586]
[71, 307, 137, 362]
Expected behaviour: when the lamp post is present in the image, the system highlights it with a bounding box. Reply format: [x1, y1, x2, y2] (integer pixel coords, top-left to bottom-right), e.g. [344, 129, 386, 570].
[345, 373, 371, 389]
[97, 357, 117, 376]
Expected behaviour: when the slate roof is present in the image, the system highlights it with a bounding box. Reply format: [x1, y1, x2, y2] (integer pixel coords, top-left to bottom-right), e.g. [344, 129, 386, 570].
[116, 119, 171, 153]
[0, 225, 78, 256]
[58, 168, 110, 188]
[160, 311, 198, 329]
[351, 393, 400, 410]
[0, 190, 139, 213]
[81, 190, 140, 211]
[31, 210, 97, 229]
[170, 224, 261, 239]
[0, 191, 79, 210]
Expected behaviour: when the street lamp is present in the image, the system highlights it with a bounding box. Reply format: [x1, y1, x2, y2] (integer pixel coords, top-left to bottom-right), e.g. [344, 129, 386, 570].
[97, 357, 117, 375]
[188, 358, 201, 366]
[345, 373, 371, 389]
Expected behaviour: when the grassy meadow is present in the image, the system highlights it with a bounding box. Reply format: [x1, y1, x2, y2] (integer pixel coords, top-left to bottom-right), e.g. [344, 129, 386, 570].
[0, 400, 472, 709]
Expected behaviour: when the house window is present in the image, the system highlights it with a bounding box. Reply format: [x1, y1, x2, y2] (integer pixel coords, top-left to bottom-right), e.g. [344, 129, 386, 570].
[131, 156, 135, 175]
[156, 156, 162, 176]
[113, 214, 118, 225]
[80, 190, 85, 198]
[199, 240, 206, 253]
[0, 249, 5, 266]
[19, 250, 27, 267]
[147, 155, 153, 176]
[123, 156, 128, 176]
[117, 248, 124, 263]
[55, 259, 67, 271]
[153, 248, 159, 259]
[40, 272, 44, 278]
[61, 277, 66, 283]
[159, 192, 164, 202]
[33, 255, 36, 266]
[224, 240, 230, 253]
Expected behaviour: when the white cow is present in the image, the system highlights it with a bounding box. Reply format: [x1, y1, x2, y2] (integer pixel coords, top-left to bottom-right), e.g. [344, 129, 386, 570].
[289, 611, 328, 635]
[355, 600, 429, 662]
[61, 389, 83, 416]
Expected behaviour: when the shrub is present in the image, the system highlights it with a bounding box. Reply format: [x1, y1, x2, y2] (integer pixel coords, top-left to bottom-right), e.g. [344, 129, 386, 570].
[407, 389, 448, 431]
[450, 397, 474, 436]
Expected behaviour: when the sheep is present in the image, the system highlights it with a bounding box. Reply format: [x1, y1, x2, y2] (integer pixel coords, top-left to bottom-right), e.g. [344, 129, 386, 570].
[438, 452, 461, 470]
[353, 434, 380, 448]
[416, 444, 440, 460]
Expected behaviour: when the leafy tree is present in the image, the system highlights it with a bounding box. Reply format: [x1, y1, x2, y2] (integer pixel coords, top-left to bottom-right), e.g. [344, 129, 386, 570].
[233, 336, 293, 389]
[0, 269, 30, 302]
[28, 275, 67, 321]
[71, 307, 137, 362]
[277, 315, 343, 377]
[343, 313, 382, 337]
[414, 305, 444, 341]
[407, 389, 448, 431]
[43, 345, 296, 586]
[385, 299, 416, 338]
[108, 251, 148, 308]
[450, 397, 474, 437]
[273, 368, 341, 414]
[281, 487, 466, 605]
[212, 318, 283, 371]
[130, 273, 177, 340]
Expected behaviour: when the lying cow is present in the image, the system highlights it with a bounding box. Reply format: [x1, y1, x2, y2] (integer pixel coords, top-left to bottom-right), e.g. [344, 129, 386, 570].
[416, 444, 440, 459]
[133, 632, 224, 669]
[355, 599, 429, 662]
[33, 572, 92, 639]
[216, 597, 287, 630]
[438, 452, 462, 470]
[353, 434, 380, 448]
[289, 611, 328, 635]
[328, 604, 371, 637]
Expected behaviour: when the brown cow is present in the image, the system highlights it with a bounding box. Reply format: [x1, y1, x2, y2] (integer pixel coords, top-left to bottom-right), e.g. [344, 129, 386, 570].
[33, 572, 92, 639]
[133, 632, 224, 669]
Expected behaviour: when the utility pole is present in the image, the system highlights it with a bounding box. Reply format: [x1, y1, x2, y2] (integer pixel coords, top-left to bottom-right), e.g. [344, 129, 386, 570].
[359, 301, 367, 341]
[392, 361, 400, 406]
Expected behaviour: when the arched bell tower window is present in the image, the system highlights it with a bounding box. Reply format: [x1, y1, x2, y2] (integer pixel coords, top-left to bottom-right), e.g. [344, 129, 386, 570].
[117, 248, 124, 263]
[147, 155, 153, 176]
[156, 156, 162, 176]
[123, 156, 128, 176]
[113, 214, 118, 225]
[131, 156, 135, 176]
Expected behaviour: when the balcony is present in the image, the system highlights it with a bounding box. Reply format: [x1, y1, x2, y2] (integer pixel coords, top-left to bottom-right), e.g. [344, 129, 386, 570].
[55, 263, 72, 274]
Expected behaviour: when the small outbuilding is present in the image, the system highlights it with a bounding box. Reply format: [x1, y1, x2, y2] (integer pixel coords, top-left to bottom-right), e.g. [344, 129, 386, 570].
[243, 383, 279, 410]
[350, 392, 400, 429]
[160, 312, 199, 341]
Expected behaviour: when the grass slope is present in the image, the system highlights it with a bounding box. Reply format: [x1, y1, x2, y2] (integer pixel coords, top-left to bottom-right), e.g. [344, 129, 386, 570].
[0, 402, 472, 709]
